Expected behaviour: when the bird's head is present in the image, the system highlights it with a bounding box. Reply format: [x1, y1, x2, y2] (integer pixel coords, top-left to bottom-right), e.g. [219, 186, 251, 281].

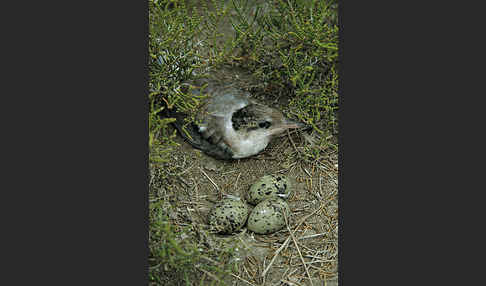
[232, 104, 306, 140]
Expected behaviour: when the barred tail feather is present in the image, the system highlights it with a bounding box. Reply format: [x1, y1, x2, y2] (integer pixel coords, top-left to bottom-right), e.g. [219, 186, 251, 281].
[163, 108, 234, 160]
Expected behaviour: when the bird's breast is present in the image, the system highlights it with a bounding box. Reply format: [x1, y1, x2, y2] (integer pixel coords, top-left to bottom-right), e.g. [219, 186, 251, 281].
[227, 133, 270, 159]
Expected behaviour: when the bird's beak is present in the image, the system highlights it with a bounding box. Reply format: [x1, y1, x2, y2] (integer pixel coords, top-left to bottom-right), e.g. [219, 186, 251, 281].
[269, 118, 309, 136]
[282, 118, 308, 129]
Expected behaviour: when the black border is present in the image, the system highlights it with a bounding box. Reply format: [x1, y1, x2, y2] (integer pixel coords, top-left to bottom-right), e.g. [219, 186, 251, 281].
[3, 1, 149, 284]
[5, 0, 481, 284]
[338, 1, 484, 284]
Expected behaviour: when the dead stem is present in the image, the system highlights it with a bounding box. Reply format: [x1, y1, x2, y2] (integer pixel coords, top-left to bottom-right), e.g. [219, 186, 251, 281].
[286, 129, 301, 156]
[305, 169, 313, 179]
[199, 167, 220, 193]
[176, 160, 197, 176]
[230, 273, 257, 286]
[234, 172, 241, 190]
[261, 236, 291, 277]
[298, 233, 326, 240]
[284, 213, 314, 286]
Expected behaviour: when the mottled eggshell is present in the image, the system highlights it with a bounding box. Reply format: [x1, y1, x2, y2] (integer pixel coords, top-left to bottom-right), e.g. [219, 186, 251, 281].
[208, 196, 249, 234]
[246, 174, 292, 205]
[247, 198, 290, 234]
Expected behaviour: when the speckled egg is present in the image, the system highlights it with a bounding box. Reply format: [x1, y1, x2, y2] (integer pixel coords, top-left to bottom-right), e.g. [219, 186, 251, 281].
[208, 196, 249, 234]
[246, 174, 292, 205]
[247, 198, 290, 234]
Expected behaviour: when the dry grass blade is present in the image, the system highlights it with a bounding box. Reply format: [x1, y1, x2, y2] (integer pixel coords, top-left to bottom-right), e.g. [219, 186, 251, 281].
[230, 273, 257, 286]
[234, 172, 241, 189]
[199, 167, 220, 192]
[286, 129, 301, 155]
[284, 212, 314, 286]
[298, 233, 326, 240]
[261, 236, 291, 277]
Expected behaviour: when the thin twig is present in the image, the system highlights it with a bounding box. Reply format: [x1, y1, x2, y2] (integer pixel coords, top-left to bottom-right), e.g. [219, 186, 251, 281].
[261, 236, 291, 277]
[230, 273, 257, 286]
[199, 167, 220, 192]
[294, 206, 322, 232]
[318, 174, 323, 199]
[262, 255, 266, 285]
[176, 175, 190, 187]
[284, 213, 314, 286]
[235, 172, 241, 190]
[302, 167, 312, 177]
[287, 129, 300, 155]
[298, 233, 327, 240]
[242, 264, 252, 282]
[176, 160, 197, 176]
[291, 259, 335, 267]
[221, 169, 238, 176]
[279, 267, 291, 285]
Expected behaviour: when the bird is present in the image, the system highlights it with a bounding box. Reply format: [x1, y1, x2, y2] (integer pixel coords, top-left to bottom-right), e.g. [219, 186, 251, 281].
[167, 80, 306, 160]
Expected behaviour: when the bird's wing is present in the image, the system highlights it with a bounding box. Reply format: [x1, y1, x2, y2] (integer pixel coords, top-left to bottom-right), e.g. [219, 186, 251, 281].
[195, 87, 250, 145]
[204, 87, 251, 116]
[169, 84, 252, 160]
[168, 108, 235, 160]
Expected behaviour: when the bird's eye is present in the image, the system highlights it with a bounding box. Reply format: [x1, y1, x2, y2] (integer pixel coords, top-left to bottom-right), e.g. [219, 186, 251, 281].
[258, 121, 272, 129]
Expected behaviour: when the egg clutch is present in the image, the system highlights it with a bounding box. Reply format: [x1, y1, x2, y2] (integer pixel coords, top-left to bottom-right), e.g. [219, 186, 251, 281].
[208, 174, 292, 235]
